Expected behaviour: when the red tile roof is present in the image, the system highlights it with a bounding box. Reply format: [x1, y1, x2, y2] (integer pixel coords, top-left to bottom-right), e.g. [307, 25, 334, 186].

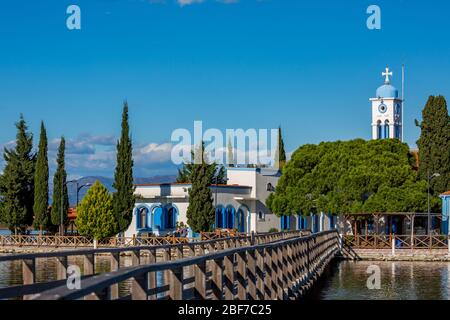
[441, 191, 450, 196]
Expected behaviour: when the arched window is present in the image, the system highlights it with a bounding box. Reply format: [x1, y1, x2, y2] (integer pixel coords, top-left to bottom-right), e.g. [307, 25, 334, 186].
[281, 215, 290, 230]
[377, 120, 382, 139]
[267, 183, 274, 192]
[225, 206, 235, 229]
[166, 207, 176, 229]
[258, 211, 265, 221]
[384, 120, 390, 139]
[137, 207, 148, 229]
[153, 206, 164, 231]
[216, 207, 224, 229]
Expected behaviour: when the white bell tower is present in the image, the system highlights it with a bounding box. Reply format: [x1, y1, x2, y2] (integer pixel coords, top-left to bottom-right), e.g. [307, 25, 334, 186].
[370, 67, 403, 141]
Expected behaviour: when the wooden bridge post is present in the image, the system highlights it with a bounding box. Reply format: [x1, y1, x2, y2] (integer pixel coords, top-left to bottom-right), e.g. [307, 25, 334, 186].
[84, 254, 95, 275]
[256, 248, 264, 300]
[56, 256, 68, 281]
[282, 244, 289, 299]
[263, 247, 272, 300]
[175, 244, 184, 260]
[148, 248, 157, 300]
[170, 266, 184, 300]
[83, 254, 98, 300]
[236, 251, 247, 300]
[188, 244, 196, 280]
[211, 257, 224, 300]
[194, 244, 207, 300]
[224, 253, 235, 300]
[247, 249, 257, 300]
[22, 258, 35, 300]
[131, 249, 141, 266]
[163, 247, 171, 283]
[292, 241, 300, 283]
[132, 272, 149, 300]
[276, 245, 284, 300]
[271, 245, 279, 300]
[110, 252, 120, 300]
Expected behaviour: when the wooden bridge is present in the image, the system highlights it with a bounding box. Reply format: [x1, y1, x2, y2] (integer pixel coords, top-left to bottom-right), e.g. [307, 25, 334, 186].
[0, 230, 340, 300]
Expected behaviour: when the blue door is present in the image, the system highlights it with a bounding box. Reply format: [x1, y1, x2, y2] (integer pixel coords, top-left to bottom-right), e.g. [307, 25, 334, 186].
[153, 207, 164, 231]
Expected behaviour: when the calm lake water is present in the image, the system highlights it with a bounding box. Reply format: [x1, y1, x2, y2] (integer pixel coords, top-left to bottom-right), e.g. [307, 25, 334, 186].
[0, 255, 171, 299]
[309, 260, 450, 300]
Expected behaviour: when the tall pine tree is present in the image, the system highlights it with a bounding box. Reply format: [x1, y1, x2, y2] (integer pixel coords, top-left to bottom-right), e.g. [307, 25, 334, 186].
[274, 126, 287, 170]
[416, 95, 450, 195]
[186, 146, 216, 233]
[112, 102, 135, 234]
[51, 137, 69, 232]
[0, 115, 35, 234]
[33, 121, 49, 233]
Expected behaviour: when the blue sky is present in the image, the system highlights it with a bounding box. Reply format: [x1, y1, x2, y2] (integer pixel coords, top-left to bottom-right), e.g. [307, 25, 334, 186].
[0, 0, 449, 178]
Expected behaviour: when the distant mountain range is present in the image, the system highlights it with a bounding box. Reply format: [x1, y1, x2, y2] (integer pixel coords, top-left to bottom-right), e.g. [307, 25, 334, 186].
[49, 175, 177, 207]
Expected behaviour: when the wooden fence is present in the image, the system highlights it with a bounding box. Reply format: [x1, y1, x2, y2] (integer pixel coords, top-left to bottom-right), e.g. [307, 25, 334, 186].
[0, 230, 310, 300]
[343, 234, 450, 250]
[0, 230, 309, 248]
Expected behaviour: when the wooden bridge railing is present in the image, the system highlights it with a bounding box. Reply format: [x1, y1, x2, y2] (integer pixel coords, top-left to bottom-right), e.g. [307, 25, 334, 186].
[343, 234, 450, 250]
[0, 230, 309, 248]
[0, 230, 309, 300]
[30, 230, 339, 300]
[0, 235, 190, 248]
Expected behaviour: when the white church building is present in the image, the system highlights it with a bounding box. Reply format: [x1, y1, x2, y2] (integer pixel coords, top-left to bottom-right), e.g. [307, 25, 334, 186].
[123, 67, 403, 238]
[124, 167, 337, 238]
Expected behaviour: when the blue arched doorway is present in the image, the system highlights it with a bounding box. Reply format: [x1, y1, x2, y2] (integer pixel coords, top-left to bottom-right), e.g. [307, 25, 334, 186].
[215, 206, 224, 229]
[224, 206, 235, 229]
[280, 215, 290, 230]
[136, 206, 149, 230]
[153, 206, 164, 232]
[236, 207, 248, 232]
[166, 206, 177, 229]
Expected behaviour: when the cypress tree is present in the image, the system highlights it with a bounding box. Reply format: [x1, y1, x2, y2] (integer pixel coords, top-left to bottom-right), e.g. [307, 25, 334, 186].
[112, 102, 135, 234]
[0, 115, 35, 234]
[51, 137, 69, 231]
[177, 141, 226, 184]
[274, 126, 287, 170]
[416, 95, 450, 195]
[227, 136, 235, 167]
[76, 180, 117, 240]
[186, 150, 216, 233]
[33, 121, 49, 233]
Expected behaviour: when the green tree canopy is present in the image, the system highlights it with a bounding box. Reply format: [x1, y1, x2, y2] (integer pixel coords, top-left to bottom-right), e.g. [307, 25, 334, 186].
[416, 95, 450, 195]
[266, 139, 439, 216]
[76, 180, 117, 240]
[33, 121, 50, 232]
[0, 115, 35, 233]
[112, 102, 135, 234]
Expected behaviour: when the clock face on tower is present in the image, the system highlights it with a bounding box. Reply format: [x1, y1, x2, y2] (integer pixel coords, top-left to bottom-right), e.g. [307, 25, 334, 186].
[378, 104, 387, 114]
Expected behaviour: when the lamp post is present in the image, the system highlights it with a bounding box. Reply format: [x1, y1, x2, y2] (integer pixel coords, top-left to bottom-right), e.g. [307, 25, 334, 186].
[427, 171, 441, 235]
[214, 174, 228, 229]
[62, 180, 92, 235]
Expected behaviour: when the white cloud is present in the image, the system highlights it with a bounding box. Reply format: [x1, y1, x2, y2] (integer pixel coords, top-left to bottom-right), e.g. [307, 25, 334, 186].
[177, 0, 204, 6]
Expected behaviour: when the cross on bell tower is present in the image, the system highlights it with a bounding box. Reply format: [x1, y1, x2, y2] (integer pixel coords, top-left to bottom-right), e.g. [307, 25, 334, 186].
[382, 67, 393, 84]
